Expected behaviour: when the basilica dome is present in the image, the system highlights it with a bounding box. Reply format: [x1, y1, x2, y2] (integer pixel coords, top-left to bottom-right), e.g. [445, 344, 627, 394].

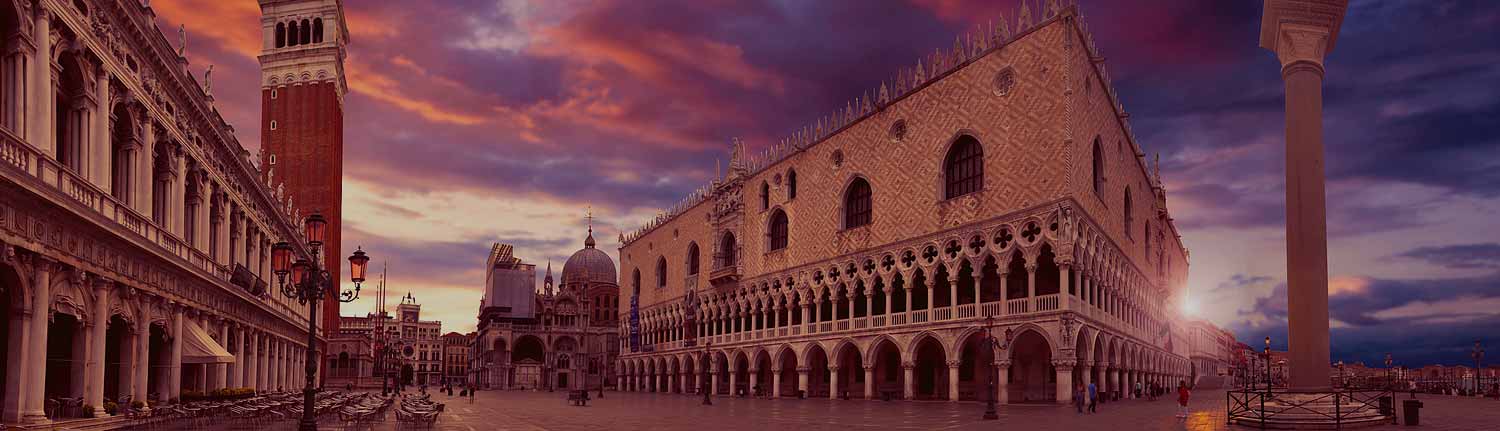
[561, 230, 617, 286]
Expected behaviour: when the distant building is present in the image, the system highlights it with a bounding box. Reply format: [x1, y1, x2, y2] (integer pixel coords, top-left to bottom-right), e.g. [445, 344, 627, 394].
[443, 332, 476, 386]
[471, 237, 621, 391]
[324, 293, 444, 388]
[1186, 320, 1238, 387]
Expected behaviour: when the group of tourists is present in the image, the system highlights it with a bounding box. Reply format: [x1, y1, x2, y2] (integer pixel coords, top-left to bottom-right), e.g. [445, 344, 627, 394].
[1074, 380, 1192, 419]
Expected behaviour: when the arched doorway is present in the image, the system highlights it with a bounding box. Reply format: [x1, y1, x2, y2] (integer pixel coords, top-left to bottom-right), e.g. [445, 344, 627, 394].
[913, 336, 946, 400]
[401, 364, 415, 386]
[1009, 329, 1054, 403]
[835, 342, 862, 398]
[512, 335, 545, 390]
[870, 339, 904, 399]
[776, 348, 797, 397]
[46, 312, 84, 403]
[0, 262, 19, 414]
[805, 345, 830, 398]
[754, 352, 772, 397]
[104, 315, 133, 402]
[713, 351, 730, 395]
[733, 352, 749, 396]
[147, 323, 169, 401]
[958, 331, 996, 401]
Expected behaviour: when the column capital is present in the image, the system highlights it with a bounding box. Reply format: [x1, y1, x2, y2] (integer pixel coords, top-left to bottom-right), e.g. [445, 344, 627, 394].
[994, 360, 1011, 369]
[1259, 0, 1348, 72]
[1052, 359, 1077, 370]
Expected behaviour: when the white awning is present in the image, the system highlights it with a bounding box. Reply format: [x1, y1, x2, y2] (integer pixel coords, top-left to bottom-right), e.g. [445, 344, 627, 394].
[183, 320, 235, 364]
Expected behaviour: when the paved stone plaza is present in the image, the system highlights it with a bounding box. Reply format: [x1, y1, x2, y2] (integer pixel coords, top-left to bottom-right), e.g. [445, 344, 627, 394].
[160, 390, 1500, 431]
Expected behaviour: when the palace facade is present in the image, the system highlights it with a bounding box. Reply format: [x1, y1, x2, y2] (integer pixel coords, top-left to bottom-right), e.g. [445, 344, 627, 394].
[616, 3, 1193, 404]
[471, 239, 620, 391]
[0, 0, 333, 424]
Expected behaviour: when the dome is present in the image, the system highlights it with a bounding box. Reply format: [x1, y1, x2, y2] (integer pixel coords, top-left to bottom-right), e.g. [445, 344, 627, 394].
[561, 230, 617, 286]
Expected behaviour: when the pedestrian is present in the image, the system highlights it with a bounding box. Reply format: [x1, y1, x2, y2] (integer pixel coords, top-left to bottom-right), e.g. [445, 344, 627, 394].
[1175, 380, 1191, 419]
[469, 384, 476, 399]
[1148, 383, 1156, 401]
[1088, 381, 1098, 413]
[1134, 380, 1142, 399]
[1074, 384, 1085, 413]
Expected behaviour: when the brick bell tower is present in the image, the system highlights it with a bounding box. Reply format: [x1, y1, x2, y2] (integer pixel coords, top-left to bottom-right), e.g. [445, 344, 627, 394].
[257, 0, 349, 336]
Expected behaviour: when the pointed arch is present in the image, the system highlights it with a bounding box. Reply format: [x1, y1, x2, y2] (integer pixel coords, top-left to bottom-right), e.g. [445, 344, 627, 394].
[943, 134, 984, 199]
[686, 241, 700, 275]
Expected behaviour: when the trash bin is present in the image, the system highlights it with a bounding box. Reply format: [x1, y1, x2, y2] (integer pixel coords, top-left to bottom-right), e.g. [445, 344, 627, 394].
[1402, 399, 1423, 426]
[1378, 396, 1392, 417]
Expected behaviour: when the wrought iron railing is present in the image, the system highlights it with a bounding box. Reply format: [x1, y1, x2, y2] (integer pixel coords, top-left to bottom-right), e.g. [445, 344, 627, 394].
[1226, 387, 1396, 429]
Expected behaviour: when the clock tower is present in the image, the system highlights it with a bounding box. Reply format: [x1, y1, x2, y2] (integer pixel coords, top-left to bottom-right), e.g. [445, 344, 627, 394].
[258, 0, 349, 335]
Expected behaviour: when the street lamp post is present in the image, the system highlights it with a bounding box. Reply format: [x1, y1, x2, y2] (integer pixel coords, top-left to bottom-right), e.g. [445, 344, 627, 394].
[1473, 340, 1484, 397]
[271, 213, 370, 431]
[1263, 337, 1272, 395]
[701, 341, 713, 406]
[1384, 353, 1393, 392]
[981, 315, 1012, 420]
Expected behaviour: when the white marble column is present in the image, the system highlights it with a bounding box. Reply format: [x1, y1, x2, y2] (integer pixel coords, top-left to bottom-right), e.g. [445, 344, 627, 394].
[947, 360, 960, 401]
[27, 7, 51, 155]
[216, 321, 229, 390]
[92, 67, 111, 186]
[996, 361, 1010, 404]
[901, 362, 914, 400]
[135, 121, 153, 215]
[1054, 361, 1074, 404]
[246, 330, 259, 391]
[87, 280, 110, 416]
[796, 367, 807, 397]
[169, 306, 183, 400]
[1261, 0, 1347, 390]
[2, 293, 30, 422]
[132, 302, 150, 406]
[21, 257, 54, 423]
[864, 366, 874, 399]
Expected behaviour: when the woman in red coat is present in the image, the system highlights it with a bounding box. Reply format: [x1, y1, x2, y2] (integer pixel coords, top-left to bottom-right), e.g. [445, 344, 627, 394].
[1175, 381, 1191, 418]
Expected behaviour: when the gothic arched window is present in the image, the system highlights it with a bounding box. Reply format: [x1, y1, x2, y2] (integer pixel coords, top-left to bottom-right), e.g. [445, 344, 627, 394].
[768, 209, 789, 251]
[313, 18, 324, 43]
[656, 257, 667, 289]
[944, 136, 983, 199]
[275, 22, 286, 48]
[687, 242, 700, 275]
[1092, 137, 1105, 198]
[1124, 187, 1134, 239]
[631, 269, 640, 295]
[760, 181, 770, 210]
[844, 178, 872, 229]
[787, 169, 798, 200]
[720, 232, 737, 267]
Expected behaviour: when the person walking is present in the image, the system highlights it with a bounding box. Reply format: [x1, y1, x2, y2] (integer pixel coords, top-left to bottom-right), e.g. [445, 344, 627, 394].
[1088, 381, 1098, 413]
[1134, 380, 1143, 399]
[1175, 380, 1191, 419]
[1075, 384, 1086, 413]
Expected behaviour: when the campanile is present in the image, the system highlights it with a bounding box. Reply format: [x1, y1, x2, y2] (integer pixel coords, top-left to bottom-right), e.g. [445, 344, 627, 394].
[258, 0, 349, 335]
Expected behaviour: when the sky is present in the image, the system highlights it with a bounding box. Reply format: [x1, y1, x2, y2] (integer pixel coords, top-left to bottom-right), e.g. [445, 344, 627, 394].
[150, 0, 1500, 367]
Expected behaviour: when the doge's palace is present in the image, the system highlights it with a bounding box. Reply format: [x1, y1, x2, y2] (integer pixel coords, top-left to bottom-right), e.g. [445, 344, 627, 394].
[616, 3, 1194, 405]
[1, 0, 324, 424]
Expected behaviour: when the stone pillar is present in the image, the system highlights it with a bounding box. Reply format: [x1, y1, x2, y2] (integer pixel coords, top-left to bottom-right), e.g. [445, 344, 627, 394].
[925, 279, 934, 310]
[1054, 361, 1074, 404]
[864, 366, 874, 399]
[828, 366, 839, 399]
[27, 7, 51, 155]
[70, 318, 87, 399]
[216, 322, 229, 390]
[947, 360, 960, 401]
[863, 290, 873, 319]
[93, 67, 111, 186]
[1081, 361, 1093, 392]
[999, 269, 1008, 313]
[770, 368, 782, 398]
[882, 281, 893, 315]
[1026, 264, 1036, 299]
[710, 370, 719, 395]
[1058, 263, 1071, 309]
[230, 324, 244, 388]
[1260, 0, 1347, 390]
[170, 150, 186, 237]
[1108, 367, 1118, 400]
[21, 258, 54, 423]
[748, 368, 758, 396]
[2, 289, 31, 423]
[727, 366, 737, 396]
[117, 323, 135, 406]
[948, 276, 958, 309]
[801, 302, 811, 331]
[901, 362, 914, 400]
[246, 331, 259, 391]
[996, 361, 1011, 404]
[132, 303, 150, 406]
[87, 280, 110, 416]
[796, 367, 808, 397]
[169, 306, 183, 400]
[972, 273, 982, 306]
